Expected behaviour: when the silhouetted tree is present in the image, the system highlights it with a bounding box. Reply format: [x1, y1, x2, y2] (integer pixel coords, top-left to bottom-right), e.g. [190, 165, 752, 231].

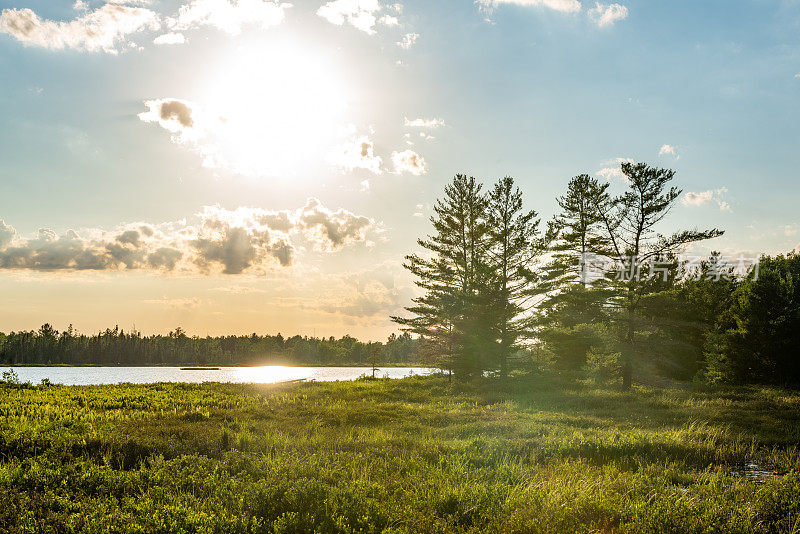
[484, 176, 542, 376]
[595, 162, 723, 388]
[393, 174, 490, 377]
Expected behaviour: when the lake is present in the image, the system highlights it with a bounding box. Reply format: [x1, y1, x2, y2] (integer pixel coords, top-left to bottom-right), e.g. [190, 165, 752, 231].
[4, 366, 436, 386]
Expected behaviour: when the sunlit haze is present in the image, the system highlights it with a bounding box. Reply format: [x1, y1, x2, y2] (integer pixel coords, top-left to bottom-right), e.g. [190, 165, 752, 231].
[1, 0, 799, 339]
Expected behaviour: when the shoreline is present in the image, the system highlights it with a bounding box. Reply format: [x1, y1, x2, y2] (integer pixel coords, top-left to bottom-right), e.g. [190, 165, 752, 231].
[1, 363, 429, 368]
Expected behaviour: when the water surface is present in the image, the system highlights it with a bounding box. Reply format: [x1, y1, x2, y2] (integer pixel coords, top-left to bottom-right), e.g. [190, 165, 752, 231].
[6, 366, 435, 386]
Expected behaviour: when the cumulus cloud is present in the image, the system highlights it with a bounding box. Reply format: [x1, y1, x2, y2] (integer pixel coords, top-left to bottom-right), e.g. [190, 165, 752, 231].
[0, 1, 160, 53]
[391, 149, 427, 175]
[297, 198, 373, 250]
[588, 2, 627, 27]
[659, 144, 677, 156]
[0, 220, 15, 250]
[138, 98, 228, 170]
[682, 191, 713, 206]
[477, 0, 582, 14]
[397, 32, 417, 49]
[596, 157, 634, 182]
[168, 0, 290, 35]
[682, 188, 731, 212]
[139, 98, 196, 131]
[153, 31, 185, 45]
[404, 117, 445, 128]
[0, 199, 376, 274]
[328, 135, 384, 175]
[317, 0, 382, 34]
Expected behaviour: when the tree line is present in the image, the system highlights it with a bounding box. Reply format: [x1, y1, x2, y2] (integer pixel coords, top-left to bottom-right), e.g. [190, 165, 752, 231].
[0, 326, 422, 367]
[394, 162, 800, 388]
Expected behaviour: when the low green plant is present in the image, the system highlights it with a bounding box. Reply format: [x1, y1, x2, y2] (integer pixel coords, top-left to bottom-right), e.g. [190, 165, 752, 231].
[0, 376, 797, 533]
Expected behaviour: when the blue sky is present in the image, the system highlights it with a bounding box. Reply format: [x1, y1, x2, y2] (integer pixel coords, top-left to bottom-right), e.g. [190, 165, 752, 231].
[0, 0, 799, 338]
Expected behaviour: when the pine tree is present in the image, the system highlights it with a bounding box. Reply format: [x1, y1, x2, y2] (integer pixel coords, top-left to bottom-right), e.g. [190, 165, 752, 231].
[534, 175, 613, 369]
[595, 162, 723, 388]
[537, 175, 611, 327]
[484, 176, 541, 377]
[392, 174, 489, 377]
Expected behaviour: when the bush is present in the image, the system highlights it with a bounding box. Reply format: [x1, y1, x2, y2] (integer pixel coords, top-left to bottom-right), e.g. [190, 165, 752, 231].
[539, 323, 614, 371]
[584, 349, 622, 384]
[1, 368, 19, 384]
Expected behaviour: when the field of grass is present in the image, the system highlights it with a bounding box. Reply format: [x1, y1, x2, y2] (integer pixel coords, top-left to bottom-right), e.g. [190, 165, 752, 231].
[1, 375, 799, 533]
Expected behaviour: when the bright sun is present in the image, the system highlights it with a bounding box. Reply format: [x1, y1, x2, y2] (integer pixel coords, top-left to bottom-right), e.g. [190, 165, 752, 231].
[200, 40, 351, 178]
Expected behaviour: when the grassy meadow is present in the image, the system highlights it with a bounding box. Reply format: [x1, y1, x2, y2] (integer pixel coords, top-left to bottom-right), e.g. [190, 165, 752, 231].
[1, 375, 799, 533]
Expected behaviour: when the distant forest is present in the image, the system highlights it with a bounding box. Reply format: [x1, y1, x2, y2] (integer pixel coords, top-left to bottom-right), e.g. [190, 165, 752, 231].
[0, 327, 422, 367]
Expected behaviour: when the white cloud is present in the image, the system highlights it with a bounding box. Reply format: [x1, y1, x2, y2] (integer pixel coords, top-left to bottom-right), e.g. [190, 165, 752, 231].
[0, 200, 375, 275]
[317, 0, 382, 34]
[596, 157, 634, 182]
[397, 32, 418, 49]
[659, 144, 677, 156]
[168, 0, 290, 35]
[477, 0, 582, 14]
[328, 135, 384, 175]
[391, 149, 427, 175]
[153, 32, 185, 45]
[404, 117, 445, 128]
[139, 98, 198, 131]
[682, 190, 713, 207]
[0, 2, 160, 53]
[784, 224, 798, 237]
[378, 14, 398, 25]
[682, 187, 731, 212]
[137, 98, 241, 174]
[588, 2, 627, 27]
[0, 220, 15, 250]
[297, 198, 373, 250]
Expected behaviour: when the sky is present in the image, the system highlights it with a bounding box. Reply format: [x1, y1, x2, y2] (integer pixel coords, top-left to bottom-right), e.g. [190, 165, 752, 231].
[0, 0, 799, 340]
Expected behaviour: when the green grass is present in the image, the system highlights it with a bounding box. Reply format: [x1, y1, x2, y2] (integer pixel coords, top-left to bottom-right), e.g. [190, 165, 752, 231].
[1, 375, 799, 533]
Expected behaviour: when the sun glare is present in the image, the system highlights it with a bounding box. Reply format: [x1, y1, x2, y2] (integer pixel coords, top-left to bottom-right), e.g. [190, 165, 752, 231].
[200, 40, 351, 178]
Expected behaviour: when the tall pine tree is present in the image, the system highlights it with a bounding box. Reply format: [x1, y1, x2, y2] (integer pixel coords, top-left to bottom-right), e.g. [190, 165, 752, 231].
[595, 162, 723, 388]
[484, 176, 542, 377]
[392, 174, 489, 377]
[537, 175, 612, 326]
[533, 175, 613, 369]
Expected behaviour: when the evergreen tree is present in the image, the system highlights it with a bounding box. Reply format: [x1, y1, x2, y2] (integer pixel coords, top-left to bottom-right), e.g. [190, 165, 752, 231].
[392, 174, 489, 377]
[550, 175, 610, 287]
[637, 252, 737, 380]
[595, 162, 723, 388]
[707, 253, 800, 386]
[484, 176, 542, 376]
[533, 175, 612, 370]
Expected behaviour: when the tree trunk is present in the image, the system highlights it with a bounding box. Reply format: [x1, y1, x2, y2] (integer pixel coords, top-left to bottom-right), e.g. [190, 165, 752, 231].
[622, 357, 632, 389]
[623, 298, 634, 390]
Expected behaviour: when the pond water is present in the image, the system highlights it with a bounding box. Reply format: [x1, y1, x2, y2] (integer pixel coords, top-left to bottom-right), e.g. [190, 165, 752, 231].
[4, 366, 436, 386]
